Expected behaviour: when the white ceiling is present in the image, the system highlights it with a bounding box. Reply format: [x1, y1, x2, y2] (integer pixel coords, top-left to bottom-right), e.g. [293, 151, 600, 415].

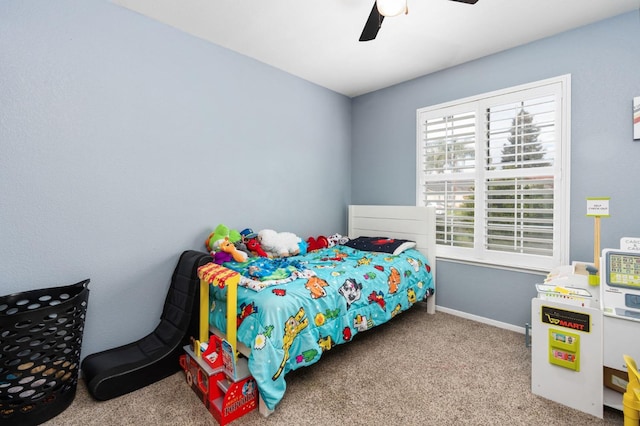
[112, 0, 638, 97]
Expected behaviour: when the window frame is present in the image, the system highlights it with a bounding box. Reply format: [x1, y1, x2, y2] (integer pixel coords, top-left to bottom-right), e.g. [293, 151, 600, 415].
[416, 75, 571, 272]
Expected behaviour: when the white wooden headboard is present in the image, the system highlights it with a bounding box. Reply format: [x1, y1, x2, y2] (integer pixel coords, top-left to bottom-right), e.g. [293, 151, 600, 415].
[348, 205, 436, 314]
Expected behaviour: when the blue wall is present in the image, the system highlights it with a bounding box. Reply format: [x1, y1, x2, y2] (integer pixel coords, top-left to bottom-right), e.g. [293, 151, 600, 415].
[351, 12, 640, 328]
[0, 1, 351, 356]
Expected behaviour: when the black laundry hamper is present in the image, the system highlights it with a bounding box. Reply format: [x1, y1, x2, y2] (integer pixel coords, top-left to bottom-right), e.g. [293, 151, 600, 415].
[0, 279, 90, 426]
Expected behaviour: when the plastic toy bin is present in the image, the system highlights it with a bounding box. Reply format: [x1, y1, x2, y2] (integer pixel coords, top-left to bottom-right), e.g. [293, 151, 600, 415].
[0, 279, 90, 426]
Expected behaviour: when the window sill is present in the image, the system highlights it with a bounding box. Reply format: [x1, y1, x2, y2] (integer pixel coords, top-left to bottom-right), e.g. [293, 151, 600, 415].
[436, 256, 549, 276]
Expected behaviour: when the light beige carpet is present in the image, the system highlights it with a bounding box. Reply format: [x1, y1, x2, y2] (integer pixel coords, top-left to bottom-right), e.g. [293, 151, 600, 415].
[43, 309, 623, 425]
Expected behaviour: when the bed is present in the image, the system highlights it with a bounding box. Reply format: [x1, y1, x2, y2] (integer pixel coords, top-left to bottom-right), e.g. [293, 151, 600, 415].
[198, 205, 436, 416]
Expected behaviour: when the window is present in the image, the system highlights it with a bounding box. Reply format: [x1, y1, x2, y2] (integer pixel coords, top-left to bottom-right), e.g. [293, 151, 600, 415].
[416, 75, 570, 271]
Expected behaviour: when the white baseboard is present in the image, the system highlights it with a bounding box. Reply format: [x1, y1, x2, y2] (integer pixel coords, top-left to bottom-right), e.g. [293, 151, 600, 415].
[436, 305, 526, 335]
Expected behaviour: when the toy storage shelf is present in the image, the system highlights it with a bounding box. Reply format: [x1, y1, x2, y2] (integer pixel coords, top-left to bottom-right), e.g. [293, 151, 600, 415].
[180, 342, 257, 426]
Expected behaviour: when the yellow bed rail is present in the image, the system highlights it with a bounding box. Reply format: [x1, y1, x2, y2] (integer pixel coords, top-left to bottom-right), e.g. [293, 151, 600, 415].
[197, 263, 240, 358]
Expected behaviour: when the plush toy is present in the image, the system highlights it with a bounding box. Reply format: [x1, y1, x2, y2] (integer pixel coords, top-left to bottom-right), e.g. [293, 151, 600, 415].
[327, 233, 349, 247]
[240, 228, 257, 241]
[213, 251, 233, 265]
[220, 237, 248, 263]
[297, 240, 308, 255]
[235, 228, 255, 254]
[246, 238, 268, 257]
[205, 224, 242, 253]
[258, 229, 301, 258]
[306, 236, 329, 252]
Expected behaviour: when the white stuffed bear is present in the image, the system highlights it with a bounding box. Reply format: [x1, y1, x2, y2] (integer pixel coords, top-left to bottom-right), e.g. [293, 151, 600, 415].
[258, 229, 301, 258]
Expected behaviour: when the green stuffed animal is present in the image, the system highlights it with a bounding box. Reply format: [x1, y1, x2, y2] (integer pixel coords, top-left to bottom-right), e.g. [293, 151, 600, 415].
[205, 224, 242, 252]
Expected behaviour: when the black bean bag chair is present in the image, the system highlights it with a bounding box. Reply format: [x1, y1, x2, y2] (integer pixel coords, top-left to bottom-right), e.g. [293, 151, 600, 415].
[81, 250, 210, 400]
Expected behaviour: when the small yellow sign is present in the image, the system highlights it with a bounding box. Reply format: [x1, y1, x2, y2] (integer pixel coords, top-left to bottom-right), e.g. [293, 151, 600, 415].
[586, 197, 610, 217]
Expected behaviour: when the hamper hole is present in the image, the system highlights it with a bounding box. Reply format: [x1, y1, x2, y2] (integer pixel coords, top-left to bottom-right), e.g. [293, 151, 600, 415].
[19, 389, 36, 398]
[30, 365, 46, 374]
[2, 330, 17, 338]
[29, 352, 44, 361]
[14, 320, 32, 328]
[31, 391, 45, 400]
[8, 385, 24, 394]
[29, 324, 45, 333]
[31, 378, 46, 388]
[18, 376, 34, 384]
[16, 349, 31, 357]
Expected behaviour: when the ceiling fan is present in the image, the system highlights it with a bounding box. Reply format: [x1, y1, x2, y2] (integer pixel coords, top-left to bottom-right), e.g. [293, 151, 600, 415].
[359, 0, 479, 42]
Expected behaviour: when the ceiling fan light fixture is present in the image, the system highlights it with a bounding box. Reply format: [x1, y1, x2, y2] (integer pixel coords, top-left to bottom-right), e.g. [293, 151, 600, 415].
[376, 0, 406, 17]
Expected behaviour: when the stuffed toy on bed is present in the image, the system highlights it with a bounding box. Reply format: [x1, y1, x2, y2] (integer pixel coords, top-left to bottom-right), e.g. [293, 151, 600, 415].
[220, 237, 248, 262]
[258, 229, 301, 258]
[205, 224, 242, 253]
[327, 233, 349, 247]
[246, 238, 268, 257]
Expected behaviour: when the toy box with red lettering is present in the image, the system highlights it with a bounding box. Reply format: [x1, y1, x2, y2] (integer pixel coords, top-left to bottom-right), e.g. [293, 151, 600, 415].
[180, 335, 257, 425]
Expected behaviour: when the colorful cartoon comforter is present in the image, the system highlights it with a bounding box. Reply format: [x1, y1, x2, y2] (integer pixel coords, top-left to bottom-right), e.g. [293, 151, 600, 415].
[208, 245, 434, 410]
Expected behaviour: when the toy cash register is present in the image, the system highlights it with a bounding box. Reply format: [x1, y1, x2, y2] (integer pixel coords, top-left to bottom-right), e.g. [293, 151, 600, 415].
[601, 248, 640, 321]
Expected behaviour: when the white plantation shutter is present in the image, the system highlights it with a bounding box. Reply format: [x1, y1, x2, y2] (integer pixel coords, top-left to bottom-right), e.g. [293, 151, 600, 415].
[485, 176, 555, 256]
[420, 108, 476, 248]
[417, 76, 570, 271]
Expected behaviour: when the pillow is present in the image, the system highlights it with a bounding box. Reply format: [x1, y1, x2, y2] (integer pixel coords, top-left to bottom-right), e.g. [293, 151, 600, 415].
[342, 237, 416, 255]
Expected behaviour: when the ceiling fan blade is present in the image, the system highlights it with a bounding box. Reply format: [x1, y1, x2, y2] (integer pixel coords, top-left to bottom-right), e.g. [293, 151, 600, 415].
[359, 2, 384, 42]
[449, 0, 479, 4]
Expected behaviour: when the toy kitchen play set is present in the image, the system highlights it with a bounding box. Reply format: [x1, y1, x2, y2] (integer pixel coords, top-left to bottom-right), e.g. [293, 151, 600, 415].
[531, 197, 640, 419]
